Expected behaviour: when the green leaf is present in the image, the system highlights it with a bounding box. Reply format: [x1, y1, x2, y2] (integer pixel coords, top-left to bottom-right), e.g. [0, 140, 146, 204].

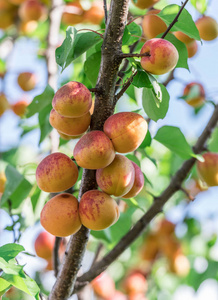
[0, 278, 11, 296]
[190, 0, 208, 14]
[154, 126, 194, 159]
[84, 51, 101, 86]
[38, 103, 53, 144]
[26, 85, 54, 118]
[164, 33, 189, 70]
[1, 165, 32, 208]
[132, 70, 152, 88]
[0, 244, 24, 262]
[125, 84, 136, 101]
[91, 228, 112, 244]
[123, 22, 142, 45]
[139, 130, 152, 149]
[158, 4, 200, 40]
[125, 154, 141, 167]
[142, 83, 170, 122]
[122, 198, 146, 212]
[208, 127, 218, 152]
[1, 273, 40, 300]
[56, 27, 102, 71]
[0, 258, 24, 276]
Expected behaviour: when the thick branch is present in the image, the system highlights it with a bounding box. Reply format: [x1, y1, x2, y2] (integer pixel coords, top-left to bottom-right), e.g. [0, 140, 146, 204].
[73, 104, 218, 291]
[49, 0, 130, 299]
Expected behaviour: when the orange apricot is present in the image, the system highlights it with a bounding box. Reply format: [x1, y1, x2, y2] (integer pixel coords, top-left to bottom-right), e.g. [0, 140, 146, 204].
[142, 9, 167, 40]
[34, 231, 55, 259]
[0, 9, 15, 29]
[197, 152, 218, 186]
[132, 0, 159, 10]
[183, 82, 205, 108]
[0, 172, 6, 193]
[62, 1, 84, 25]
[122, 162, 144, 198]
[96, 154, 135, 197]
[186, 40, 198, 58]
[91, 272, 116, 299]
[40, 193, 81, 237]
[195, 16, 218, 41]
[36, 152, 78, 193]
[52, 81, 92, 118]
[123, 271, 148, 295]
[174, 31, 194, 44]
[18, 0, 47, 21]
[0, 93, 10, 116]
[84, 2, 104, 25]
[11, 99, 28, 116]
[49, 109, 91, 136]
[103, 112, 147, 153]
[79, 190, 119, 230]
[58, 131, 83, 140]
[73, 130, 115, 170]
[17, 72, 37, 91]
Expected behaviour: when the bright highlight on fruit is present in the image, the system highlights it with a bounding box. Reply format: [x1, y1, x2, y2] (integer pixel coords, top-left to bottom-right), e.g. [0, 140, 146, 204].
[36, 152, 78, 192]
[140, 38, 179, 75]
[79, 190, 120, 231]
[197, 152, 218, 187]
[52, 81, 92, 118]
[103, 112, 148, 153]
[40, 193, 81, 237]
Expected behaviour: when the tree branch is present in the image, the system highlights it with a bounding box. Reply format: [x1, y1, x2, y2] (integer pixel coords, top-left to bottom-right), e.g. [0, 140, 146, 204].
[73, 104, 218, 292]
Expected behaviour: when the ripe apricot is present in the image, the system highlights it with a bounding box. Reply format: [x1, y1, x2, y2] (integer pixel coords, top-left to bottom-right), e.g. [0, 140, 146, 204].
[36, 152, 78, 192]
[34, 231, 55, 259]
[186, 40, 198, 58]
[0, 171, 6, 193]
[52, 81, 92, 118]
[122, 162, 144, 198]
[96, 154, 135, 197]
[123, 271, 148, 295]
[79, 190, 119, 231]
[41, 193, 81, 237]
[0, 9, 15, 30]
[62, 1, 84, 25]
[197, 152, 218, 186]
[49, 109, 91, 136]
[140, 233, 159, 261]
[91, 272, 116, 299]
[18, 0, 47, 21]
[84, 2, 104, 25]
[103, 112, 147, 153]
[0, 93, 10, 116]
[73, 131, 115, 170]
[183, 82, 205, 108]
[132, 0, 159, 10]
[58, 131, 83, 140]
[19, 20, 38, 34]
[195, 16, 218, 41]
[11, 99, 28, 116]
[174, 31, 194, 44]
[142, 9, 167, 40]
[17, 72, 37, 91]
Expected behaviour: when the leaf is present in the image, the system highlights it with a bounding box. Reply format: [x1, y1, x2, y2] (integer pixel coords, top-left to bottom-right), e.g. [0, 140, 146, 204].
[154, 126, 194, 159]
[84, 51, 101, 86]
[0, 244, 24, 262]
[142, 83, 170, 122]
[158, 4, 200, 40]
[1, 165, 32, 208]
[26, 85, 54, 118]
[0, 278, 11, 296]
[1, 273, 40, 300]
[122, 198, 146, 212]
[208, 127, 218, 152]
[56, 27, 102, 71]
[38, 103, 53, 144]
[125, 154, 141, 167]
[0, 258, 24, 276]
[123, 22, 142, 45]
[132, 70, 152, 88]
[139, 130, 152, 149]
[190, 0, 208, 14]
[91, 228, 112, 244]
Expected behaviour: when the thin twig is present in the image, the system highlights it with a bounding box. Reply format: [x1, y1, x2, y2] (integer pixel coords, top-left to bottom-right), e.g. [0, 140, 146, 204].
[119, 52, 150, 59]
[161, 0, 190, 39]
[91, 243, 104, 268]
[114, 71, 138, 103]
[180, 187, 195, 201]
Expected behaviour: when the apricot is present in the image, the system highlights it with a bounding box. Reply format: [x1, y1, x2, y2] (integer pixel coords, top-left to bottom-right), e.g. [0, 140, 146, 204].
[11, 99, 28, 116]
[73, 130, 115, 169]
[156, 219, 175, 236]
[40, 193, 81, 237]
[186, 40, 198, 58]
[197, 152, 218, 187]
[36, 152, 78, 192]
[91, 272, 116, 299]
[169, 251, 190, 277]
[183, 82, 205, 108]
[49, 109, 91, 136]
[62, 1, 84, 25]
[140, 233, 159, 261]
[84, 2, 104, 25]
[174, 31, 194, 44]
[17, 72, 37, 91]
[140, 38, 179, 75]
[0, 93, 10, 116]
[58, 131, 83, 140]
[0, 9, 15, 29]
[195, 16, 218, 41]
[103, 112, 147, 153]
[34, 231, 55, 259]
[107, 291, 128, 300]
[96, 154, 135, 197]
[123, 271, 147, 295]
[79, 190, 119, 230]
[132, 0, 159, 10]
[18, 0, 47, 21]
[0, 172, 6, 193]
[19, 20, 38, 34]
[122, 162, 144, 198]
[52, 81, 92, 118]
[142, 9, 167, 40]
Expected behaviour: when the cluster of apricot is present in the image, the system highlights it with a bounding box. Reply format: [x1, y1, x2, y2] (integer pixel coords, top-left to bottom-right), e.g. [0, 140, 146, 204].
[0, 71, 36, 117]
[91, 270, 148, 300]
[141, 219, 190, 277]
[36, 80, 147, 237]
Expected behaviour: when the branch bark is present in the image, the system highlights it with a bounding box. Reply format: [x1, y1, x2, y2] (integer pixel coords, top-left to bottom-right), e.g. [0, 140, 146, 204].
[73, 104, 218, 292]
[49, 0, 130, 299]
